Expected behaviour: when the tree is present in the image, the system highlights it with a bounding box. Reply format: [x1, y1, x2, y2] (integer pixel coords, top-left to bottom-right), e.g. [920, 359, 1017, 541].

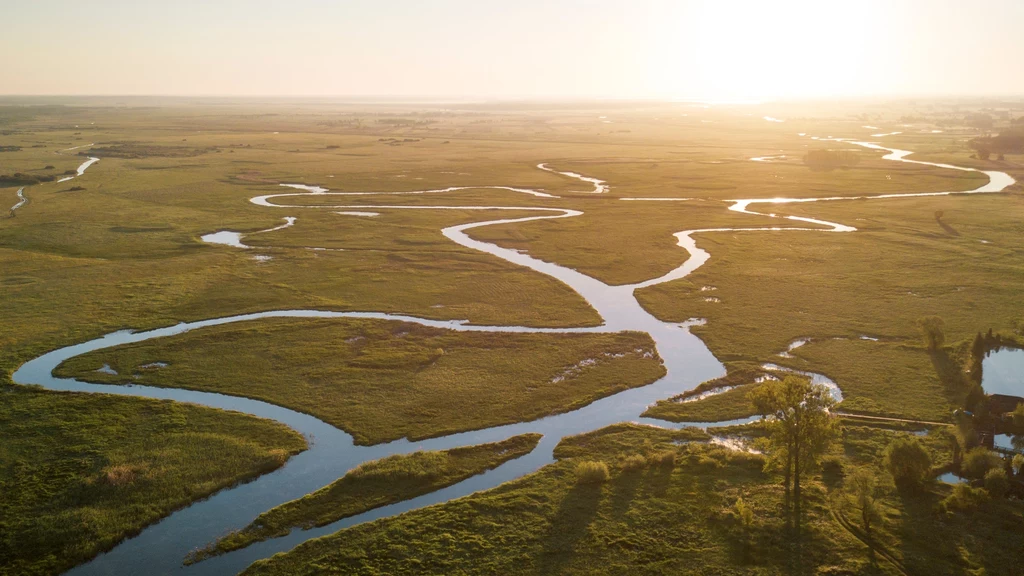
[1011, 405, 1024, 434]
[962, 447, 1002, 480]
[844, 467, 882, 537]
[918, 316, 945, 350]
[985, 468, 1009, 499]
[748, 375, 840, 528]
[734, 497, 755, 531]
[971, 332, 986, 358]
[732, 496, 756, 560]
[1012, 454, 1024, 478]
[884, 436, 932, 491]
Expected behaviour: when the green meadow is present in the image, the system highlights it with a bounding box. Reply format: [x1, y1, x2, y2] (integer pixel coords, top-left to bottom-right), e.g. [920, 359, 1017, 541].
[0, 388, 306, 576]
[195, 434, 542, 561]
[241, 422, 1023, 576]
[54, 318, 664, 444]
[2, 98, 1023, 575]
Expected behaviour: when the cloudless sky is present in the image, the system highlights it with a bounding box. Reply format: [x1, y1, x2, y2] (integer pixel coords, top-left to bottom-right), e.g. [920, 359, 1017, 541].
[2, 0, 1022, 100]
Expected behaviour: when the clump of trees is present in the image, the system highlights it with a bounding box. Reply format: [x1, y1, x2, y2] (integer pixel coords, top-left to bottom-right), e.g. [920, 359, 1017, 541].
[803, 149, 861, 171]
[0, 145, 21, 152]
[748, 375, 840, 529]
[0, 173, 56, 186]
[86, 143, 212, 159]
[965, 113, 994, 131]
[970, 125, 1024, 158]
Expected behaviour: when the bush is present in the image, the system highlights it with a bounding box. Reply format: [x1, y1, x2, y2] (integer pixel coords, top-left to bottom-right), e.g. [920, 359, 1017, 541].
[575, 461, 610, 484]
[918, 316, 945, 350]
[620, 454, 648, 473]
[647, 450, 676, 468]
[733, 497, 754, 531]
[884, 437, 931, 490]
[1012, 454, 1024, 477]
[941, 483, 989, 513]
[961, 447, 1002, 481]
[984, 468, 1009, 498]
[821, 454, 845, 476]
[1011, 405, 1024, 433]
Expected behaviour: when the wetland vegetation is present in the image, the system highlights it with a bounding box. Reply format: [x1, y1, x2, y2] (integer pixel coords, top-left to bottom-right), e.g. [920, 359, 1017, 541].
[54, 318, 663, 444]
[2, 96, 1023, 575]
[194, 434, 542, 561]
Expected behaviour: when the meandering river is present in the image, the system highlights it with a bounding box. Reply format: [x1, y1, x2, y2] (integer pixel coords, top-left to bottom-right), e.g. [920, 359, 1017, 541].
[12, 138, 1015, 575]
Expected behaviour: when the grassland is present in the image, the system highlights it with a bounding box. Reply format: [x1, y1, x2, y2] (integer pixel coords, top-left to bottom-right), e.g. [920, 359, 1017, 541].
[0, 388, 306, 576]
[642, 365, 766, 423]
[240, 422, 1022, 576]
[637, 187, 1024, 421]
[53, 317, 664, 444]
[3, 98, 1023, 574]
[195, 434, 541, 561]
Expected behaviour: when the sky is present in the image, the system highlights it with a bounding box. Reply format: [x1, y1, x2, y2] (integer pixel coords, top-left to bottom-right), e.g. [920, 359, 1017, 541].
[2, 0, 1022, 101]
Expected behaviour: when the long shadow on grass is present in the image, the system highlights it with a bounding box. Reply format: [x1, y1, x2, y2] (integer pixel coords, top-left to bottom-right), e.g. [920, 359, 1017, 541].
[928, 348, 971, 405]
[536, 481, 603, 575]
[608, 471, 642, 522]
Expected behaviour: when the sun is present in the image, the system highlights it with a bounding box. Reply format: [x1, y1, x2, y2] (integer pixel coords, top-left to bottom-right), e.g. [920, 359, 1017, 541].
[669, 0, 888, 101]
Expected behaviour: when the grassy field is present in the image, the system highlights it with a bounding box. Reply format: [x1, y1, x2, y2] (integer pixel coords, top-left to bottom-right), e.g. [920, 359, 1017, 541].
[0, 388, 306, 576]
[637, 188, 1024, 421]
[642, 365, 766, 423]
[54, 317, 664, 444]
[3, 98, 1023, 574]
[195, 433, 541, 561]
[240, 422, 1022, 576]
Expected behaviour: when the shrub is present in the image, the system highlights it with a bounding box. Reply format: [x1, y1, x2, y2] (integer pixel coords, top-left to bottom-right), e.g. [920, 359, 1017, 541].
[984, 468, 1009, 498]
[961, 447, 1002, 481]
[821, 454, 845, 476]
[884, 437, 931, 490]
[941, 483, 989, 513]
[647, 450, 676, 468]
[620, 454, 648, 473]
[918, 316, 945, 350]
[101, 464, 145, 487]
[1011, 405, 1024, 433]
[575, 461, 610, 484]
[733, 497, 754, 530]
[1012, 454, 1024, 477]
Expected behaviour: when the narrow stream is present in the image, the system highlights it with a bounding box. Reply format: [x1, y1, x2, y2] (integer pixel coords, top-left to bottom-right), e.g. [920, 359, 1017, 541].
[57, 157, 101, 183]
[13, 138, 1015, 575]
[10, 187, 27, 213]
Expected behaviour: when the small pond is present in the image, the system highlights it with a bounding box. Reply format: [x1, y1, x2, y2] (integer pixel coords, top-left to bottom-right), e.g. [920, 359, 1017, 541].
[982, 348, 1024, 397]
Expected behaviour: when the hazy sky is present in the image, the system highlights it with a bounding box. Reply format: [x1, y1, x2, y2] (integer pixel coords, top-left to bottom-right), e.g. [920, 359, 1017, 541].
[2, 0, 1022, 100]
